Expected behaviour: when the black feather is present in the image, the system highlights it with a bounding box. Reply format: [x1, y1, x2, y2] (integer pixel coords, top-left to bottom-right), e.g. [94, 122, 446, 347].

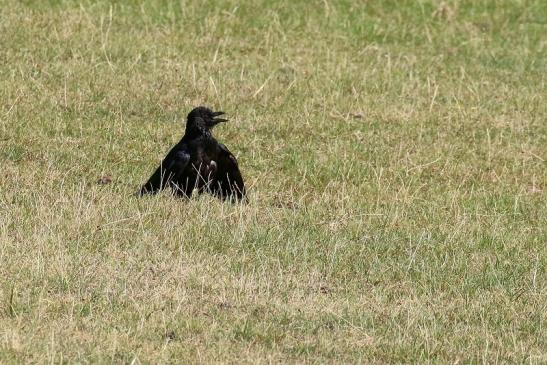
[139, 106, 246, 202]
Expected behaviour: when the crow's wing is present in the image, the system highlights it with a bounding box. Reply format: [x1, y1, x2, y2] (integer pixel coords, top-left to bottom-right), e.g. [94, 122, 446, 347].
[212, 143, 246, 201]
[139, 145, 190, 196]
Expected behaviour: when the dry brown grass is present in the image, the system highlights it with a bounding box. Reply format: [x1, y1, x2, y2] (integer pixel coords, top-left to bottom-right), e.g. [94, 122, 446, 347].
[1, 0, 546, 363]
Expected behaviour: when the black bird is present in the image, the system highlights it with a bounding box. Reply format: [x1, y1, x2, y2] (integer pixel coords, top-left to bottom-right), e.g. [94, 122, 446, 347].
[139, 106, 246, 201]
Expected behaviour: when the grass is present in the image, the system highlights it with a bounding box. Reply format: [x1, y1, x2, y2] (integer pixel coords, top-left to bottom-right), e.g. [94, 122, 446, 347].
[0, 0, 545, 363]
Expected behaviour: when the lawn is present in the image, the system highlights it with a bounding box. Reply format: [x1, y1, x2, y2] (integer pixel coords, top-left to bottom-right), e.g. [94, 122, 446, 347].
[0, 0, 545, 363]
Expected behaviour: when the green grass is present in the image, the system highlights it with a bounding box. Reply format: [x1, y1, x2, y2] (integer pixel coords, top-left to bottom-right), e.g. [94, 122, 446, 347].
[1, 0, 546, 363]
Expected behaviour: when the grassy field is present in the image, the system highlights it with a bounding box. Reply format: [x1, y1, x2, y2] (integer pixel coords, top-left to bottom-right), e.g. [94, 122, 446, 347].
[1, 0, 546, 363]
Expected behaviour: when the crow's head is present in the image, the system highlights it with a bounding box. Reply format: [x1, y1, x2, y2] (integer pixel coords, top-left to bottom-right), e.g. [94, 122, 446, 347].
[186, 106, 227, 134]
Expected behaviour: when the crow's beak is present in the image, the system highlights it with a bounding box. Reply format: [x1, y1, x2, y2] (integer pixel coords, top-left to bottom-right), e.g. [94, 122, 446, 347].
[212, 111, 228, 123]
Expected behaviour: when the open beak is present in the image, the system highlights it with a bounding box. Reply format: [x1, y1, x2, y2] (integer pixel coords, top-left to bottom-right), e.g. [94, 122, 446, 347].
[212, 111, 228, 123]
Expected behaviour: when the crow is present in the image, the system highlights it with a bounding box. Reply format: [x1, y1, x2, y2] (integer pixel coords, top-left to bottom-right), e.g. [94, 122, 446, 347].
[138, 106, 246, 201]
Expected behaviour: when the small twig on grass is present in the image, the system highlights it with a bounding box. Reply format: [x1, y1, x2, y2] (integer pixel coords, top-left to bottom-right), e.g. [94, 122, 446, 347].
[252, 74, 273, 98]
[406, 157, 441, 173]
[8, 285, 17, 317]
